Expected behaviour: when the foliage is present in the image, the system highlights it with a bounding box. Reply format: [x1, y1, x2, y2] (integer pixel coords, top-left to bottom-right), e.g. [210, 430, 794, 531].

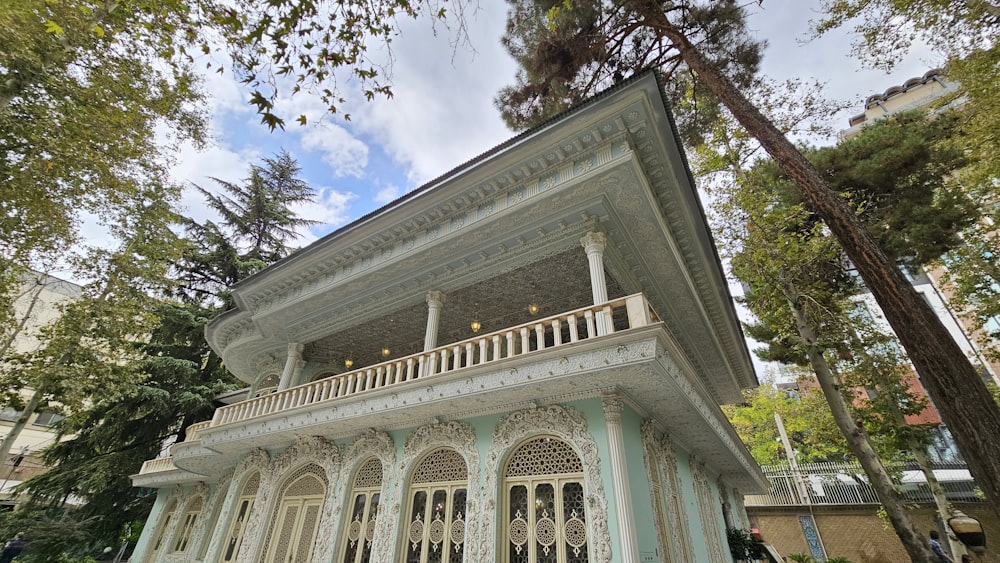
[787, 554, 816, 563]
[726, 527, 763, 562]
[18, 153, 313, 550]
[0, 505, 101, 562]
[0, 0, 205, 304]
[723, 382, 848, 465]
[175, 150, 319, 306]
[18, 301, 237, 544]
[496, 0, 763, 135]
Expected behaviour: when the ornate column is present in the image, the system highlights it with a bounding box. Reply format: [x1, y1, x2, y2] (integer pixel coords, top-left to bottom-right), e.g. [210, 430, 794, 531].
[602, 395, 640, 563]
[582, 232, 610, 334]
[277, 343, 304, 391]
[424, 290, 446, 351]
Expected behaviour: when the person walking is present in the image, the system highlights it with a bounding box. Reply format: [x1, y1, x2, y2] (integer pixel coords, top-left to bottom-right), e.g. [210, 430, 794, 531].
[0, 532, 25, 563]
[930, 530, 955, 563]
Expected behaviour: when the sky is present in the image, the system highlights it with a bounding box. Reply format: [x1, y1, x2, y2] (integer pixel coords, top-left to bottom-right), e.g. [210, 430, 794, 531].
[167, 0, 945, 249]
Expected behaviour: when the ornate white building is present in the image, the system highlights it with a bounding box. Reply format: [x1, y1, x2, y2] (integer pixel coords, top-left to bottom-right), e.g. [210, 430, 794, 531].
[131, 71, 765, 563]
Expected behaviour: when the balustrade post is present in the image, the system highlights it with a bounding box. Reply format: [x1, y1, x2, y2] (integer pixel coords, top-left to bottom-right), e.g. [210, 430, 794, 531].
[452, 345, 461, 370]
[551, 319, 562, 345]
[519, 327, 531, 354]
[346, 373, 357, 395]
[423, 354, 433, 377]
[601, 305, 614, 335]
[466, 342, 475, 366]
[584, 310, 596, 338]
[505, 332, 514, 359]
[534, 324, 545, 350]
[406, 358, 415, 381]
[568, 314, 579, 342]
[478, 339, 488, 364]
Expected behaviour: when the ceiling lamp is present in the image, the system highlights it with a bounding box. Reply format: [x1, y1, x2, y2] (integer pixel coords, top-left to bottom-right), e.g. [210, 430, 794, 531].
[344, 357, 354, 370]
[528, 303, 540, 315]
[470, 318, 482, 333]
[380, 346, 391, 358]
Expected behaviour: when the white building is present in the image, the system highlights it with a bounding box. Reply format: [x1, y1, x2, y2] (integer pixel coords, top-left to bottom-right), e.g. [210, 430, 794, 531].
[131, 71, 764, 563]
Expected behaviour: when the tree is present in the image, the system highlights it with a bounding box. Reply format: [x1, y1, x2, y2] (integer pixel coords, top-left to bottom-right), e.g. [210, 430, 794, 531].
[15, 153, 317, 556]
[495, 0, 1000, 527]
[0, 1, 205, 298]
[176, 150, 319, 306]
[723, 381, 849, 466]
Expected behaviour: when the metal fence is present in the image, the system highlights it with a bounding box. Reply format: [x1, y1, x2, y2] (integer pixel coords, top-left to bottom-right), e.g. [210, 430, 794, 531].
[744, 461, 983, 507]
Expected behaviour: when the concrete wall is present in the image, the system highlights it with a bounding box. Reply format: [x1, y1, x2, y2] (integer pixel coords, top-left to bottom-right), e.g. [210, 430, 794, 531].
[749, 504, 1000, 563]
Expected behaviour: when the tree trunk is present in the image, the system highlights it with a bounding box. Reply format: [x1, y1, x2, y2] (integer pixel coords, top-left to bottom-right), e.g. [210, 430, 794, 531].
[642, 4, 1000, 519]
[785, 287, 937, 562]
[0, 389, 42, 468]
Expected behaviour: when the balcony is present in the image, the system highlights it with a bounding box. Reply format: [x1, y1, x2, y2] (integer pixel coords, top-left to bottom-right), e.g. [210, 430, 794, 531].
[165, 294, 759, 488]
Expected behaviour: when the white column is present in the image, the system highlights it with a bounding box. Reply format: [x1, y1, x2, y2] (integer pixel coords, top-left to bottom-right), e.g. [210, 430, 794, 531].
[424, 290, 446, 351]
[582, 232, 610, 334]
[602, 395, 640, 563]
[277, 343, 304, 391]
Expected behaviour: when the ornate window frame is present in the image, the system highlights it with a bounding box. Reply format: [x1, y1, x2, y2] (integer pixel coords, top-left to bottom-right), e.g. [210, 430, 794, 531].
[389, 421, 479, 563]
[503, 435, 589, 563]
[246, 437, 342, 563]
[171, 494, 204, 554]
[692, 461, 727, 563]
[482, 405, 612, 563]
[640, 421, 694, 563]
[203, 449, 270, 563]
[260, 462, 329, 563]
[339, 430, 396, 563]
[146, 494, 180, 561]
[400, 448, 470, 563]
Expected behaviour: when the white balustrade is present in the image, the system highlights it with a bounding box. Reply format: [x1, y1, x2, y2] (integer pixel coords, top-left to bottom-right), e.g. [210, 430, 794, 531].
[138, 457, 177, 474]
[199, 294, 659, 430]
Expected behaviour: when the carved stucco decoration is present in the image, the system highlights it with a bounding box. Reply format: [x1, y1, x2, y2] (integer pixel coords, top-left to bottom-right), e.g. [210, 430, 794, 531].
[382, 421, 479, 563]
[202, 449, 269, 563]
[132, 488, 183, 563]
[640, 420, 695, 563]
[144, 481, 210, 563]
[480, 405, 612, 563]
[338, 430, 397, 563]
[236, 437, 342, 563]
[692, 461, 727, 563]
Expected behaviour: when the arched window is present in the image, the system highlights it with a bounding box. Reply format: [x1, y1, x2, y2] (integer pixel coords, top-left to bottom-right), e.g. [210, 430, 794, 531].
[261, 464, 328, 563]
[220, 472, 261, 562]
[504, 436, 588, 563]
[172, 495, 204, 553]
[340, 457, 383, 563]
[402, 448, 468, 563]
[148, 497, 178, 560]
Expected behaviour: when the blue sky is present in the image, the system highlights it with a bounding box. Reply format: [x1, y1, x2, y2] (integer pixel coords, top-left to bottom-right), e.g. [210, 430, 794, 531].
[163, 0, 942, 249]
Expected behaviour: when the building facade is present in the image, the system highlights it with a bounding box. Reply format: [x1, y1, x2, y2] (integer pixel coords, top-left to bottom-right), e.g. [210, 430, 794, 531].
[131, 72, 765, 563]
[0, 271, 79, 509]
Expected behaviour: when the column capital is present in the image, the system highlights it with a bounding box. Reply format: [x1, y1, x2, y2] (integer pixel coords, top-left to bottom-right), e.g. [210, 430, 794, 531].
[601, 394, 623, 421]
[580, 231, 607, 254]
[426, 290, 446, 307]
[287, 342, 304, 357]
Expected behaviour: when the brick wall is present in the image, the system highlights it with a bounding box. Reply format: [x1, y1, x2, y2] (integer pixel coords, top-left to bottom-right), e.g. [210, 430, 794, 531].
[749, 504, 1000, 563]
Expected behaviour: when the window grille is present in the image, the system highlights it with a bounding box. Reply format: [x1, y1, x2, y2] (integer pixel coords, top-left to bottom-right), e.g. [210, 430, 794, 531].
[172, 496, 203, 553]
[341, 457, 384, 563]
[149, 498, 178, 558]
[402, 449, 468, 563]
[504, 437, 588, 563]
[222, 472, 261, 562]
[261, 464, 328, 563]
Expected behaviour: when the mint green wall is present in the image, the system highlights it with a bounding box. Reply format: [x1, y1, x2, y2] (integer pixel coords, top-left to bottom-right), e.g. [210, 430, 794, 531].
[674, 447, 714, 562]
[620, 403, 661, 561]
[133, 488, 172, 559]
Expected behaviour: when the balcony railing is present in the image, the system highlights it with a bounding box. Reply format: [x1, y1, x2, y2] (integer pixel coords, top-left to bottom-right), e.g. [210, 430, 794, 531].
[206, 294, 658, 430]
[744, 461, 983, 507]
[138, 457, 177, 475]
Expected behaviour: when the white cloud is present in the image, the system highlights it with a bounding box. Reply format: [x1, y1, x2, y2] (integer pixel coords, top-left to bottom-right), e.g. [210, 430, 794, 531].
[291, 186, 357, 246]
[298, 123, 369, 178]
[342, 3, 518, 187]
[374, 184, 401, 204]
